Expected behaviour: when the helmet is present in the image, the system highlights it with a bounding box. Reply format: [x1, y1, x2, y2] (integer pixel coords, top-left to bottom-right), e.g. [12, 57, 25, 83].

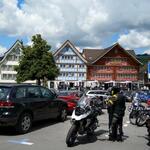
[110, 86, 120, 95]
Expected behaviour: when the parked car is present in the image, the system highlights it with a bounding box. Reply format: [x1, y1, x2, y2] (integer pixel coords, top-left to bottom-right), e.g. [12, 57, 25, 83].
[86, 90, 108, 99]
[0, 84, 68, 134]
[85, 90, 109, 108]
[58, 91, 80, 114]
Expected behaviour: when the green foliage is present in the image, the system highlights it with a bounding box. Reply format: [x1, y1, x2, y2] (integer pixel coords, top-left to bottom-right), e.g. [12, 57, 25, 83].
[15, 34, 59, 85]
[137, 54, 150, 81]
[137, 54, 150, 66]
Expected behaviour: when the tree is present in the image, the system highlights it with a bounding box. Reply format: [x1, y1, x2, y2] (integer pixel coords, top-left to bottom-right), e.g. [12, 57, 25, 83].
[15, 34, 59, 86]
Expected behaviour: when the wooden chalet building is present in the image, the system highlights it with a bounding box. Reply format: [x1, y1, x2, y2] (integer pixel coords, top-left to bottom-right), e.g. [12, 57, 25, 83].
[83, 43, 142, 89]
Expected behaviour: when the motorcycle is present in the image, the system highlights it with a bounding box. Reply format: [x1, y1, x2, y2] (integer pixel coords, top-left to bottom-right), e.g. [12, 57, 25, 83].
[66, 96, 102, 147]
[136, 107, 150, 127]
[146, 114, 150, 137]
[128, 94, 145, 125]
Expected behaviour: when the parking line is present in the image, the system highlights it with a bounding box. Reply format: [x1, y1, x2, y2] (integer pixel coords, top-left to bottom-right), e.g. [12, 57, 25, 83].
[8, 139, 34, 145]
[104, 134, 109, 137]
[123, 124, 128, 127]
[126, 121, 130, 124]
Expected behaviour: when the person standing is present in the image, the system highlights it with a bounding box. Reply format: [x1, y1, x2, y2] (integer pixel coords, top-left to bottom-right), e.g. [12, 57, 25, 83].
[105, 88, 117, 140]
[108, 86, 126, 141]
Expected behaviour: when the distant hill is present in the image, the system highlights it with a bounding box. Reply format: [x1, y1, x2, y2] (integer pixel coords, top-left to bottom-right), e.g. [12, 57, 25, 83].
[136, 54, 150, 65]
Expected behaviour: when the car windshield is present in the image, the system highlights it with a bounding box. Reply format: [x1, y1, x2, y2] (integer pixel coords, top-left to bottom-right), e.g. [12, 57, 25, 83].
[77, 96, 91, 108]
[95, 91, 106, 94]
[0, 87, 11, 100]
[88, 91, 107, 95]
[58, 92, 70, 96]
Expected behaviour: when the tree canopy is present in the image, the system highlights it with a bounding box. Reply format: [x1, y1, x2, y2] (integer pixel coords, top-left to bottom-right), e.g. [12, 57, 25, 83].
[15, 34, 59, 85]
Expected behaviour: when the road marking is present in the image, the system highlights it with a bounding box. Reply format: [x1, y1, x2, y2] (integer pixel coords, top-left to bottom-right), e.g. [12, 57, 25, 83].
[123, 124, 128, 127]
[8, 139, 34, 145]
[105, 134, 109, 137]
[126, 121, 130, 124]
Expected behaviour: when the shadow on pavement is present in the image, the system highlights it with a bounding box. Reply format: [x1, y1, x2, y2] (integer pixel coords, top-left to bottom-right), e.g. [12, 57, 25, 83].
[72, 129, 108, 147]
[71, 129, 129, 147]
[138, 135, 150, 146]
[0, 117, 70, 136]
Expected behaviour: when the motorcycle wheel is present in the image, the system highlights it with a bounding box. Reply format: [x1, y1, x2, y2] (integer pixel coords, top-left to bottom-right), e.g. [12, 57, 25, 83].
[66, 124, 78, 147]
[129, 110, 138, 125]
[147, 128, 150, 137]
[87, 130, 94, 136]
[146, 120, 150, 136]
[136, 112, 147, 127]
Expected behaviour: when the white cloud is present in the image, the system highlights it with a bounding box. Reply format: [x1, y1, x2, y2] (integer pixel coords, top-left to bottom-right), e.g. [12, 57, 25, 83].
[1, 0, 150, 52]
[118, 30, 150, 49]
[77, 0, 108, 33]
[0, 45, 7, 56]
[144, 49, 150, 54]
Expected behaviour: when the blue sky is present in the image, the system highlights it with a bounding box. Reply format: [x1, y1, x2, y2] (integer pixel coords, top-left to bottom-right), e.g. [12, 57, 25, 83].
[0, 0, 150, 55]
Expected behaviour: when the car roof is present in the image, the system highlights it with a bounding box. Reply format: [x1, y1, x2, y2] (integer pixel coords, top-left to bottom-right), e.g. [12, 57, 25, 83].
[0, 84, 40, 88]
[87, 90, 107, 92]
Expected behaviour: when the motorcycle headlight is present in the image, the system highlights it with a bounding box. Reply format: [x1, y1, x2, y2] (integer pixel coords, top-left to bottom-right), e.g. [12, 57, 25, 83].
[75, 107, 85, 116]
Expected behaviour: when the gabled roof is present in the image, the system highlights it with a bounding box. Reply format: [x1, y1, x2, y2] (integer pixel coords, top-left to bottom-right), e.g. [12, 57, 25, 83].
[0, 40, 22, 64]
[83, 43, 142, 65]
[127, 50, 136, 57]
[53, 40, 87, 63]
[82, 48, 104, 63]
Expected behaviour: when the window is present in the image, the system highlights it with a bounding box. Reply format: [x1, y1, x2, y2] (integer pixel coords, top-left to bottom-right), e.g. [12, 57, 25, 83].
[69, 64, 72, 68]
[0, 87, 11, 99]
[13, 74, 16, 80]
[15, 87, 26, 98]
[15, 47, 20, 55]
[40, 87, 53, 98]
[1, 74, 7, 80]
[27, 87, 41, 98]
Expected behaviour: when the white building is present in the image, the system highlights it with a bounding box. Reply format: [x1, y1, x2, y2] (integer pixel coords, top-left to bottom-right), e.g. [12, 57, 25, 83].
[52, 40, 87, 90]
[0, 40, 35, 84]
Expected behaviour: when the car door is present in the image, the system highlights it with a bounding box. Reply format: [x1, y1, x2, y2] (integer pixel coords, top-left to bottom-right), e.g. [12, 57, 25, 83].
[40, 87, 59, 118]
[26, 86, 49, 120]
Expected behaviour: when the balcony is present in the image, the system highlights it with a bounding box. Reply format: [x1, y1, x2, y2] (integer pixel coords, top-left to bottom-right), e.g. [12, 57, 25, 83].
[116, 78, 138, 81]
[116, 70, 138, 73]
[96, 70, 113, 73]
[90, 77, 112, 81]
[105, 61, 127, 66]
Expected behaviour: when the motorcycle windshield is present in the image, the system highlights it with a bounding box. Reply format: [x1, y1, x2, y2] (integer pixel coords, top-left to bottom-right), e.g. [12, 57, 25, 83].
[77, 96, 91, 108]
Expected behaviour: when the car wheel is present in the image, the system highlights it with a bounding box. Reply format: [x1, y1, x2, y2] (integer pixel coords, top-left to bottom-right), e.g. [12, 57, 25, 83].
[58, 107, 67, 122]
[16, 113, 32, 134]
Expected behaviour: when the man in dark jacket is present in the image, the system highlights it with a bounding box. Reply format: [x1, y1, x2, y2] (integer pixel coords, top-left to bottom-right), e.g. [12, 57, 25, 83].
[107, 86, 126, 141]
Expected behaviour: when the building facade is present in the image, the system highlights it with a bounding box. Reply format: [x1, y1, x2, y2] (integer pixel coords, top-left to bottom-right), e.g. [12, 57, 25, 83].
[0, 40, 22, 84]
[0, 40, 143, 90]
[0, 40, 35, 84]
[83, 43, 142, 89]
[52, 40, 87, 90]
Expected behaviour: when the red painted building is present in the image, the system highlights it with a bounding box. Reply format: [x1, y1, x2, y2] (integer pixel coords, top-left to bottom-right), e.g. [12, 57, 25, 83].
[83, 43, 142, 84]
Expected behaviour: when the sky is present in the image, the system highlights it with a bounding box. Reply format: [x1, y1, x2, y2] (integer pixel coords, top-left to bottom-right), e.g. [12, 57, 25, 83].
[0, 0, 150, 55]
